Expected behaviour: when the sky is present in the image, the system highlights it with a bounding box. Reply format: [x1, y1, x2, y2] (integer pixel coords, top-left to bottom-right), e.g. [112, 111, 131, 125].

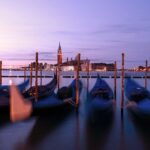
[0, 0, 150, 68]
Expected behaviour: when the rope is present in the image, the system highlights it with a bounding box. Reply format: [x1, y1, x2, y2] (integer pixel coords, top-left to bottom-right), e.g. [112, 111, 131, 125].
[64, 98, 76, 106]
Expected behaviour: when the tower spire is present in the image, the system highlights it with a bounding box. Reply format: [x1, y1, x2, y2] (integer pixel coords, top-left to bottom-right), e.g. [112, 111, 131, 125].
[57, 42, 62, 65]
[58, 42, 61, 52]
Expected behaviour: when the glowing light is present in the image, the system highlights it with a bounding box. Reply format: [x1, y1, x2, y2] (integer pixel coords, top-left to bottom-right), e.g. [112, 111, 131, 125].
[9, 79, 12, 85]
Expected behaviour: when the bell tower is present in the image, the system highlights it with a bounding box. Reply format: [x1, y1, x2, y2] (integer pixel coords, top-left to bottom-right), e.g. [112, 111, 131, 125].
[57, 42, 62, 65]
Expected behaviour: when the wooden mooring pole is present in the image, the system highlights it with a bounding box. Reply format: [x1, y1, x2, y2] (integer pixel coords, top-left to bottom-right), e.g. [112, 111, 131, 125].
[121, 53, 125, 110]
[30, 63, 33, 87]
[24, 66, 26, 81]
[40, 63, 42, 86]
[114, 61, 117, 100]
[35, 51, 38, 101]
[87, 59, 90, 91]
[76, 53, 80, 108]
[145, 60, 148, 89]
[0, 61, 2, 85]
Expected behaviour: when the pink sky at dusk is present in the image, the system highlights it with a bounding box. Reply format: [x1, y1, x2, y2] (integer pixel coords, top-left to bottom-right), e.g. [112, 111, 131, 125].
[0, 0, 150, 68]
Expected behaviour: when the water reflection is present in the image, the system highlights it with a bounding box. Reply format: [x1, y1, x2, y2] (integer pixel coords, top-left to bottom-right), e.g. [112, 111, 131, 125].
[0, 113, 10, 127]
[127, 111, 150, 150]
[85, 112, 114, 150]
[0, 76, 150, 150]
[0, 118, 36, 150]
[15, 111, 74, 150]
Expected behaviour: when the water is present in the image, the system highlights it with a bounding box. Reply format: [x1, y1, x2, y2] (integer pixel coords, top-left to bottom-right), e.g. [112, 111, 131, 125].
[0, 71, 150, 150]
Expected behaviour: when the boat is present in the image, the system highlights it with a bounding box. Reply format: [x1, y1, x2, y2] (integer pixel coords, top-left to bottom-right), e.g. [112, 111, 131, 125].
[32, 79, 82, 115]
[23, 74, 57, 100]
[10, 79, 83, 122]
[0, 78, 30, 115]
[0, 78, 30, 97]
[0, 75, 57, 116]
[86, 76, 114, 124]
[125, 78, 150, 120]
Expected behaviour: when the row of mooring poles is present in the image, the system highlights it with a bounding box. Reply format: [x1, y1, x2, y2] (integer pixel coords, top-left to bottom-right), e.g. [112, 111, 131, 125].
[28, 52, 42, 99]
[24, 51, 43, 101]
[0, 51, 149, 111]
[0, 54, 40, 90]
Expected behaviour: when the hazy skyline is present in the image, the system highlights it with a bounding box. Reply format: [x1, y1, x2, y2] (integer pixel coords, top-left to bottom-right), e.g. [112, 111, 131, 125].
[0, 0, 150, 67]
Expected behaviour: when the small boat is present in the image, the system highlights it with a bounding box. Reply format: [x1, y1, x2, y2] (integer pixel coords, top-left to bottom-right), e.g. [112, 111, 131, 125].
[0, 78, 30, 97]
[0, 75, 57, 112]
[10, 79, 83, 122]
[0, 78, 30, 116]
[23, 74, 57, 100]
[125, 78, 150, 120]
[86, 76, 114, 123]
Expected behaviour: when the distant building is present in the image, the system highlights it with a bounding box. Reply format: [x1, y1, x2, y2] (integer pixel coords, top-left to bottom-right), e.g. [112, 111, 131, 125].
[91, 63, 114, 71]
[55, 43, 115, 71]
[81, 59, 92, 71]
[28, 62, 44, 70]
[60, 58, 89, 71]
[55, 55, 115, 71]
[137, 66, 150, 71]
[61, 65, 74, 71]
[44, 63, 55, 71]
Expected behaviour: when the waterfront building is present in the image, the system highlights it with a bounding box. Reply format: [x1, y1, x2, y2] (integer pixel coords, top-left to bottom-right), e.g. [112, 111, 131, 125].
[91, 63, 114, 71]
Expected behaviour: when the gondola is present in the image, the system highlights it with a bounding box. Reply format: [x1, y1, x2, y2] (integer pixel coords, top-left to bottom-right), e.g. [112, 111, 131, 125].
[86, 76, 114, 124]
[0, 79, 30, 124]
[125, 78, 150, 120]
[0, 75, 57, 115]
[10, 79, 83, 122]
[0, 78, 30, 115]
[23, 74, 57, 100]
[32, 79, 82, 115]
[0, 78, 30, 97]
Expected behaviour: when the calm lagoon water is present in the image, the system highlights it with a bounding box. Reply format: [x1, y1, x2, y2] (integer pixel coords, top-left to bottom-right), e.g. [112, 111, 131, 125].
[0, 71, 150, 150]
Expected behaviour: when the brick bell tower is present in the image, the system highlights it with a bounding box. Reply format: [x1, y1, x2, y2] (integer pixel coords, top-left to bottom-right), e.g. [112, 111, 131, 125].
[57, 42, 62, 65]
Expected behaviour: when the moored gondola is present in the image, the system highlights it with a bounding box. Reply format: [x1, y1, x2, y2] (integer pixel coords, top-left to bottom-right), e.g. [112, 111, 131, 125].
[0, 75, 57, 112]
[86, 76, 114, 124]
[125, 78, 150, 121]
[10, 79, 83, 122]
[0, 78, 30, 117]
[23, 74, 57, 100]
[32, 79, 82, 115]
[0, 78, 30, 97]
